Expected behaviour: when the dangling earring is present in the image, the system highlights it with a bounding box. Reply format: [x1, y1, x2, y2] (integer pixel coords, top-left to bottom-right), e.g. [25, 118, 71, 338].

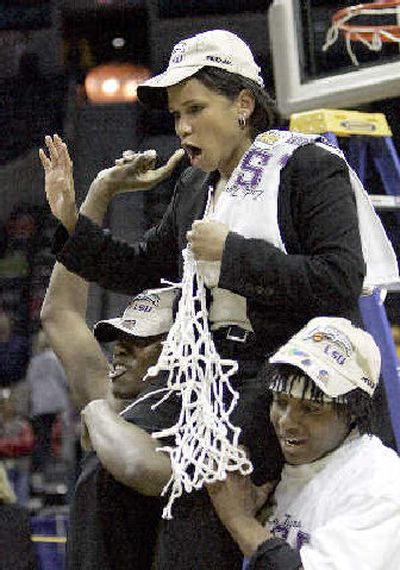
[238, 114, 247, 129]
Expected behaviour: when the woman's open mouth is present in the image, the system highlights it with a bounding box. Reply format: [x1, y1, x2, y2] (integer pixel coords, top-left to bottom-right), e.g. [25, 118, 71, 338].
[183, 143, 202, 165]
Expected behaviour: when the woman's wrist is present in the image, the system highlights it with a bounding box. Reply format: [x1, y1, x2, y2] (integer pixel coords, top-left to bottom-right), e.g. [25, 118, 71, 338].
[64, 207, 79, 235]
[80, 178, 113, 225]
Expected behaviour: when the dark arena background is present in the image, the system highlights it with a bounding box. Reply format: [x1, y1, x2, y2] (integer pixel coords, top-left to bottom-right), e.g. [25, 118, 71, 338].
[1, 1, 400, 567]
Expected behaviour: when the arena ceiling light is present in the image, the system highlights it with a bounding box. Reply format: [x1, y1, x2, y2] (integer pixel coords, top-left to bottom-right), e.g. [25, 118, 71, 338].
[85, 62, 151, 103]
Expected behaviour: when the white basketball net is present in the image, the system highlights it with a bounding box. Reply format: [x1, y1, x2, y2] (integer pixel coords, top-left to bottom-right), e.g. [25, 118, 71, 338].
[323, 4, 400, 65]
[145, 247, 252, 519]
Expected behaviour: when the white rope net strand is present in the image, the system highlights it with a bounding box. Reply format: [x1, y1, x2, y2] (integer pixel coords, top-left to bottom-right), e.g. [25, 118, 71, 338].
[322, 5, 400, 65]
[145, 247, 252, 519]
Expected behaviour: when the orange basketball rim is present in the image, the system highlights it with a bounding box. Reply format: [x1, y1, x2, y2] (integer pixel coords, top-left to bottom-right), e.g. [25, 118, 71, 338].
[323, 0, 400, 65]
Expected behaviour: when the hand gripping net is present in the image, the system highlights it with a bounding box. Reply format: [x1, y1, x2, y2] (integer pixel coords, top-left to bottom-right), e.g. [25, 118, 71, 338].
[145, 247, 252, 519]
[323, 1, 400, 65]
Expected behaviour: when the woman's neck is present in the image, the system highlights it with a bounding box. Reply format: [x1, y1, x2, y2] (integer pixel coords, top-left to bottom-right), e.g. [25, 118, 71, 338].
[218, 135, 253, 181]
[213, 177, 226, 206]
[213, 135, 253, 205]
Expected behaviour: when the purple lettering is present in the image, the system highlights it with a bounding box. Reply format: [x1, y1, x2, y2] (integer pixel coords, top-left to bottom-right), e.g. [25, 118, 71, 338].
[233, 148, 271, 195]
[296, 530, 310, 550]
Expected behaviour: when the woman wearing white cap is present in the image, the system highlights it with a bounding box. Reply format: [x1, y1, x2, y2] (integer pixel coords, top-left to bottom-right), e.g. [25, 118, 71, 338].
[40, 30, 373, 570]
[41, 30, 365, 355]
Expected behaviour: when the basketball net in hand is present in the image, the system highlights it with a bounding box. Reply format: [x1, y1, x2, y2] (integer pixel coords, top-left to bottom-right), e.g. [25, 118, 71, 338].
[145, 247, 252, 519]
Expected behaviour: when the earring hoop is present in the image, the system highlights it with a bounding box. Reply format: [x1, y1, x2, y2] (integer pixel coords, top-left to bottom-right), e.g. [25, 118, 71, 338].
[238, 114, 247, 128]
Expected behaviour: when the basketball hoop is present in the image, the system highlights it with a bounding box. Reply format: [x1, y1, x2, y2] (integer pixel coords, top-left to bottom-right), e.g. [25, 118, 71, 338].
[323, 0, 400, 66]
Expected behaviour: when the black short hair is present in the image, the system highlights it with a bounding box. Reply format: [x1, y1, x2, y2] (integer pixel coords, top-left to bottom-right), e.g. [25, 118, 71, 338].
[192, 66, 279, 138]
[266, 364, 374, 435]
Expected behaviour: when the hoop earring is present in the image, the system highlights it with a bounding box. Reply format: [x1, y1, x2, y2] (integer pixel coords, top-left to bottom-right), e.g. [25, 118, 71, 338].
[238, 114, 247, 128]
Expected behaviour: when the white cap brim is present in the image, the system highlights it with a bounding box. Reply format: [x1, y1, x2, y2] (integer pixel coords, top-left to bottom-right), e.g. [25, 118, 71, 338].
[94, 308, 171, 342]
[93, 285, 179, 343]
[269, 343, 358, 398]
[137, 65, 207, 108]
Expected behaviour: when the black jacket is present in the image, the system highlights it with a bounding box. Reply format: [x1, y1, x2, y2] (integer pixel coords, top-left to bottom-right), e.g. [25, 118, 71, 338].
[57, 143, 364, 354]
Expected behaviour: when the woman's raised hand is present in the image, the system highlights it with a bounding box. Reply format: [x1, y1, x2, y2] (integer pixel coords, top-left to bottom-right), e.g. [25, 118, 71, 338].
[95, 147, 185, 195]
[40, 135, 184, 232]
[39, 134, 78, 233]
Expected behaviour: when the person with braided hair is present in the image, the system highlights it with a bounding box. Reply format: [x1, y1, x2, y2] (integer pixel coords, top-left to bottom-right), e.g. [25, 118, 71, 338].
[208, 318, 400, 570]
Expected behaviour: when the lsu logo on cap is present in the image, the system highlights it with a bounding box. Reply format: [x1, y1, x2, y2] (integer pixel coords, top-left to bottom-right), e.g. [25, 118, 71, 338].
[125, 293, 160, 318]
[133, 304, 153, 314]
[323, 343, 346, 366]
[132, 293, 160, 307]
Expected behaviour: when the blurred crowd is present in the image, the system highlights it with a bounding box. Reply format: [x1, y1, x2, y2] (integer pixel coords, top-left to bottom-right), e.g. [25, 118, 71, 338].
[0, 202, 77, 517]
[0, 320, 77, 511]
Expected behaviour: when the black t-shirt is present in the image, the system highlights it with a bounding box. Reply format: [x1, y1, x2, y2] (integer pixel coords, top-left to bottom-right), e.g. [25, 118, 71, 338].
[66, 445, 162, 569]
[0, 504, 37, 570]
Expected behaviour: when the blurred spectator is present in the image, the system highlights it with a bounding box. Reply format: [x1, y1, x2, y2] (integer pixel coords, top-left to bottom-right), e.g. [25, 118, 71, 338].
[27, 330, 71, 484]
[0, 51, 66, 164]
[0, 207, 37, 280]
[0, 306, 30, 387]
[0, 222, 7, 259]
[0, 387, 34, 506]
[0, 464, 37, 569]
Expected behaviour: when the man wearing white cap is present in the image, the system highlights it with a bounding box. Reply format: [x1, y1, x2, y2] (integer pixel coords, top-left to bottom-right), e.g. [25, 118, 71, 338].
[41, 262, 177, 569]
[208, 317, 400, 570]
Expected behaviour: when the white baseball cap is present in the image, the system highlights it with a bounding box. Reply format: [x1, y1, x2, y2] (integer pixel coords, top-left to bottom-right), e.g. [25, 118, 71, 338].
[137, 29, 264, 109]
[269, 317, 381, 398]
[93, 286, 178, 342]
